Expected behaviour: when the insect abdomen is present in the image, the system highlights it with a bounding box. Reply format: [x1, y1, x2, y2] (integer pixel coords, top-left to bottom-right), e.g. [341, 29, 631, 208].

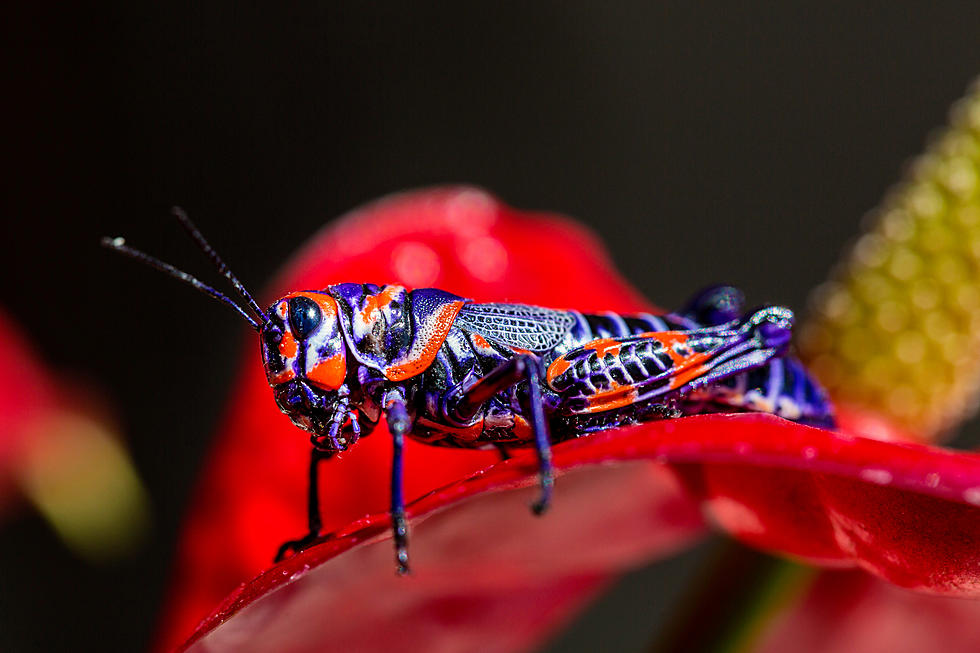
[686, 356, 835, 427]
[557, 310, 690, 353]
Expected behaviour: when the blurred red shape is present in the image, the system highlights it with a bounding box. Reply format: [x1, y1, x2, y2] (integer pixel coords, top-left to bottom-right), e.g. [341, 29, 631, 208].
[156, 188, 980, 653]
[755, 570, 980, 653]
[0, 308, 149, 561]
[0, 310, 57, 511]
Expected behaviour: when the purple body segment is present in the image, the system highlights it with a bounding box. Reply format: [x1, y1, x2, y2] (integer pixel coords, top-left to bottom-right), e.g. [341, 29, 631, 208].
[328, 283, 466, 381]
[410, 298, 833, 448]
[262, 282, 833, 455]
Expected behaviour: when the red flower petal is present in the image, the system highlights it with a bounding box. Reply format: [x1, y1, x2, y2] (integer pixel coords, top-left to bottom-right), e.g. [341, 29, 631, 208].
[181, 459, 698, 653]
[755, 570, 980, 653]
[179, 413, 980, 651]
[158, 187, 980, 652]
[0, 310, 57, 509]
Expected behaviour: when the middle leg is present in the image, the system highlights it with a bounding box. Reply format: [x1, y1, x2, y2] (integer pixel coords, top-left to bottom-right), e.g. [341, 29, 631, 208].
[450, 353, 554, 515]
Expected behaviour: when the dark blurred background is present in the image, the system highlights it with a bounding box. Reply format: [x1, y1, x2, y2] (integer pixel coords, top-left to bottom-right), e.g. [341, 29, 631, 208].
[3, 3, 980, 651]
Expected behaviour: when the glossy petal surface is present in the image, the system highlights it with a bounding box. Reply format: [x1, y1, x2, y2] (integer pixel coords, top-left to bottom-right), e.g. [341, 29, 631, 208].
[182, 461, 698, 653]
[180, 412, 980, 651]
[160, 187, 980, 653]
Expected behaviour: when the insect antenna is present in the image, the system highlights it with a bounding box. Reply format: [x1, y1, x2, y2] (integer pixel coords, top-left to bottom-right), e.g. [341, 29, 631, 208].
[171, 207, 269, 324]
[101, 236, 262, 331]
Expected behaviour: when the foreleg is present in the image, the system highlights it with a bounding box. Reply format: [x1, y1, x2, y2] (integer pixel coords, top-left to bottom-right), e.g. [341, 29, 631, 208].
[275, 385, 351, 562]
[275, 447, 335, 562]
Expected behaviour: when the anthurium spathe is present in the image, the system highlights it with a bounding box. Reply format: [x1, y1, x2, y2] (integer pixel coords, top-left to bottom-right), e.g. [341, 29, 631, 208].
[157, 187, 980, 653]
[178, 414, 980, 653]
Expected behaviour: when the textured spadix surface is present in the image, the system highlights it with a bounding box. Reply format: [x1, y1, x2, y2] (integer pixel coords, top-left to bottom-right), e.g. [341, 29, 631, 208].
[801, 81, 980, 440]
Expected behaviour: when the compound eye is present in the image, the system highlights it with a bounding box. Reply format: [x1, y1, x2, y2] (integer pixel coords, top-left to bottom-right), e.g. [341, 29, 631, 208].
[288, 296, 322, 340]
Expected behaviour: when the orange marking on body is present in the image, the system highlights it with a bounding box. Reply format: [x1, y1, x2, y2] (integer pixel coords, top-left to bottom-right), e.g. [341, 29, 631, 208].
[585, 385, 639, 413]
[632, 332, 714, 390]
[512, 415, 533, 439]
[546, 358, 571, 386]
[636, 330, 713, 369]
[509, 346, 533, 355]
[358, 286, 401, 324]
[385, 301, 465, 381]
[307, 352, 347, 391]
[271, 368, 295, 385]
[668, 364, 711, 390]
[471, 333, 491, 349]
[278, 331, 298, 359]
[585, 338, 621, 358]
[545, 336, 631, 388]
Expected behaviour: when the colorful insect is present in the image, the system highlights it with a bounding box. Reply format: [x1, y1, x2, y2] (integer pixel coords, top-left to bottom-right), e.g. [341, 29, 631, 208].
[104, 209, 835, 574]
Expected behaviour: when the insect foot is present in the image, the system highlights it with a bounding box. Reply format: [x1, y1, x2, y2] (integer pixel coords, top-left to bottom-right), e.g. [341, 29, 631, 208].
[274, 532, 321, 563]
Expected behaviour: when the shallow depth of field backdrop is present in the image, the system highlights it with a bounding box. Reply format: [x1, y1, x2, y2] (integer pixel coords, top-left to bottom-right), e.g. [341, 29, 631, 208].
[4, 3, 980, 652]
